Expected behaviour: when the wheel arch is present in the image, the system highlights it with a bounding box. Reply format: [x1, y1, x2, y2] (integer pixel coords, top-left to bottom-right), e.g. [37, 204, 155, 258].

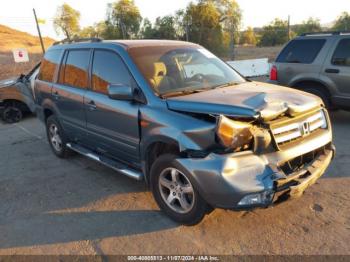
[2, 99, 30, 112]
[142, 137, 181, 186]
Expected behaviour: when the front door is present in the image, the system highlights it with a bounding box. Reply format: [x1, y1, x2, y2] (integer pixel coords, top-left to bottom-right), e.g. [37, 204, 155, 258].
[323, 38, 350, 97]
[84, 49, 140, 166]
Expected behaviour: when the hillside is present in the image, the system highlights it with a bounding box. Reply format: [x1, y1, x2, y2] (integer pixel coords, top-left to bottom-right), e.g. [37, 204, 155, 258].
[0, 24, 55, 53]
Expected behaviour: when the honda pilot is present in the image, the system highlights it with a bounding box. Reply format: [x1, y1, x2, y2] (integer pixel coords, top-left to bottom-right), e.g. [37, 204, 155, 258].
[35, 39, 335, 225]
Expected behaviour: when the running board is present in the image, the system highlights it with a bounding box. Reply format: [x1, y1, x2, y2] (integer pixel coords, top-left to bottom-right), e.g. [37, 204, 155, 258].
[66, 143, 144, 181]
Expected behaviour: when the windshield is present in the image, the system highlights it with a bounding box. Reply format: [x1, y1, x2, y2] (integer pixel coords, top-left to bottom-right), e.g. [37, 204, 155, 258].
[128, 45, 245, 97]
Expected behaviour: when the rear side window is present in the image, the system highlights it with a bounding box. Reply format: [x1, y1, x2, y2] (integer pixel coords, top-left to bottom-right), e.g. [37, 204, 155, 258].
[276, 39, 326, 64]
[61, 50, 90, 89]
[38, 50, 62, 82]
[332, 39, 350, 66]
[91, 50, 132, 94]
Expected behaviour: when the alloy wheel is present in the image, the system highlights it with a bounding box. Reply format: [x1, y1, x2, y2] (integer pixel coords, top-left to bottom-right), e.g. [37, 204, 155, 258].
[49, 124, 62, 152]
[158, 167, 195, 214]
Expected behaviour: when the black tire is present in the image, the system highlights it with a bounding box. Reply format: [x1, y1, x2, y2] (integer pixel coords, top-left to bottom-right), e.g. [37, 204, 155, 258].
[2, 103, 23, 123]
[46, 115, 70, 158]
[302, 87, 332, 109]
[150, 154, 211, 225]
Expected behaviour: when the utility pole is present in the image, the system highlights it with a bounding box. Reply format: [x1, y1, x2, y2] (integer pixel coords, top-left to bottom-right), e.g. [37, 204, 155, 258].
[33, 8, 45, 54]
[287, 15, 291, 41]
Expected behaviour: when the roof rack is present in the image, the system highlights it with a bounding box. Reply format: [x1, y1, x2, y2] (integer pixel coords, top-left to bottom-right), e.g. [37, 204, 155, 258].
[300, 31, 350, 36]
[53, 37, 103, 46]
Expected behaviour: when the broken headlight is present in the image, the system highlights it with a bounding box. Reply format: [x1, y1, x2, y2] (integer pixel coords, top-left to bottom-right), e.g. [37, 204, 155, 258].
[216, 115, 254, 151]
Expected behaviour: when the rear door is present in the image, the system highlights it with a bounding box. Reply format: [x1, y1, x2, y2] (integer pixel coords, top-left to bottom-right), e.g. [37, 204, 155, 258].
[323, 38, 350, 97]
[35, 50, 63, 112]
[84, 49, 140, 166]
[275, 39, 327, 86]
[52, 49, 91, 142]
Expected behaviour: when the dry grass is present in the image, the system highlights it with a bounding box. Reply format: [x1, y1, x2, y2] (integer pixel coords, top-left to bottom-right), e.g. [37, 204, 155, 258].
[0, 25, 54, 53]
[0, 52, 42, 80]
[234, 45, 282, 62]
[0, 24, 55, 80]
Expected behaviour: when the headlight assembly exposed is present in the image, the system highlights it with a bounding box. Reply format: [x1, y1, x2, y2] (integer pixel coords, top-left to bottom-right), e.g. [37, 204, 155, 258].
[216, 115, 254, 151]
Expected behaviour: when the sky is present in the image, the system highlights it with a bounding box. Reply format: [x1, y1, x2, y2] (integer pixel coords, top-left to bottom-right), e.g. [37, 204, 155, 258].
[0, 0, 349, 39]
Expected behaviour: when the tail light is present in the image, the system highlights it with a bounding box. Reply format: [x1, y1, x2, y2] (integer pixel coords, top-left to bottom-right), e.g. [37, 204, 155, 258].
[270, 65, 278, 81]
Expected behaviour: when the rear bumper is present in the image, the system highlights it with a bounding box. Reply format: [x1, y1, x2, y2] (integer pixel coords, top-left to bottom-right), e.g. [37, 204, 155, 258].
[176, 133, 334, 210]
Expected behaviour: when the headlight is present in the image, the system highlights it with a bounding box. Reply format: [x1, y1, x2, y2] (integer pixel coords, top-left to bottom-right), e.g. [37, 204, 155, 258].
[216, 115, 254, 150]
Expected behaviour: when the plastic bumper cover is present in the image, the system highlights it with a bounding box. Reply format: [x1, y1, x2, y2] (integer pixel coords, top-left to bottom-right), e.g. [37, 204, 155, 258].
[176, 142, 335, 210]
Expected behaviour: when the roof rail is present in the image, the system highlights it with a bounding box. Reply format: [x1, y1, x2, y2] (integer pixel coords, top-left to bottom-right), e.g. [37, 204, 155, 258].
[53, 37, 103, 46]
[300, 31, 350, 36]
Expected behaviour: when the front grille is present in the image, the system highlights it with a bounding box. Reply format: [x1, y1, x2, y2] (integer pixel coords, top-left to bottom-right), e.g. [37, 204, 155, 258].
[279, 144, 329, 176]
[271, 110, 327, 147]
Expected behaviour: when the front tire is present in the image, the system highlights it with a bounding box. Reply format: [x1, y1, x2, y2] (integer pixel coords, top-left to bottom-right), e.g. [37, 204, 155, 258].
[150, 154, 210, 225]
[46, 115, 70, 158]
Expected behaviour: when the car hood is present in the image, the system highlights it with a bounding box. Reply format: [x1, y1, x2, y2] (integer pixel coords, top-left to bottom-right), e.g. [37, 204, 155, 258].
[166, 81, 323, 121]
[0, 77, 18, 88]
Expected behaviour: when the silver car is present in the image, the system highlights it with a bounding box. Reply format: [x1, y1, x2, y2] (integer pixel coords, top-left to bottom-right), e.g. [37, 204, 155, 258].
[270, 31, 350, 110]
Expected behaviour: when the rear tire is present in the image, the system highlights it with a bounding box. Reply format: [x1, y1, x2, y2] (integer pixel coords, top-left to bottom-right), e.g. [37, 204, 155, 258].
[150, 154, 211, 225]
[46, 115, 70, 158]
[2, 102, 23, 123]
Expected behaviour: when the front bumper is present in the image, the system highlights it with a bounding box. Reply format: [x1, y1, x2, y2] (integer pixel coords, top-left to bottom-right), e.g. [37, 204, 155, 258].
[176, 130, 334, 210]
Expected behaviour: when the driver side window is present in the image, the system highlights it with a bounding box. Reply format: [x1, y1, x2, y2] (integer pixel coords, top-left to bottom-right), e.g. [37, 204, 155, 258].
[92, 50, 132, 94]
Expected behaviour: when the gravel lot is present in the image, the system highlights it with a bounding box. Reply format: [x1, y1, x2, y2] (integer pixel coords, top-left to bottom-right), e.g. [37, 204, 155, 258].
[0, 111, 349, 255]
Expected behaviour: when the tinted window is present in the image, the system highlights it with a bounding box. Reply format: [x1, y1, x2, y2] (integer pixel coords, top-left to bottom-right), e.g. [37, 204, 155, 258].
[62, 50, 90, 89]
[332, 39, 350, 66]
[92, 50, 132, 94]
[38, 50, 62, 82]
[276, 39, 326, 64]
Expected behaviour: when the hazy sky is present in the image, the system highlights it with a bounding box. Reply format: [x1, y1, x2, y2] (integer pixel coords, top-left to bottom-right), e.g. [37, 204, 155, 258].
[0, 0, 349, 39]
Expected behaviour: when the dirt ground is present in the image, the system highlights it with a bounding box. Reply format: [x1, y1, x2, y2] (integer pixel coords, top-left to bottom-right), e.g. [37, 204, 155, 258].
[0, 111, 349, 255]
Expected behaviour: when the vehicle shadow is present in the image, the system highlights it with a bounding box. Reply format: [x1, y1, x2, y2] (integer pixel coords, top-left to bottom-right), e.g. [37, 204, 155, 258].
[0, 119, 179, 249]
[323, 110, 350, 178]
[0, 209, 177, 249]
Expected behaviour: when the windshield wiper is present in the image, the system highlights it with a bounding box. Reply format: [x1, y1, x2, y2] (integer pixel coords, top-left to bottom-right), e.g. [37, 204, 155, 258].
[161, 89, 203, 98]
[209, 81, 239, 90]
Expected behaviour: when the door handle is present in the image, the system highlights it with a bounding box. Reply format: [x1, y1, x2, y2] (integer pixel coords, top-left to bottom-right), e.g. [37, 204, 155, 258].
[87, 100, 97, 111]
[52, 91, 60, 100]
[325, 68, 340, 74]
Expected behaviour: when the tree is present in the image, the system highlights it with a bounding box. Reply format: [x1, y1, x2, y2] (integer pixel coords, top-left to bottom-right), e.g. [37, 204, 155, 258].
[140, 18, 154, 39]
[53, 3, 81, 39]
[240, 27, 257, 45]
[258, 19, 289, 47]
[79, 22, 107, 38]
[333, 12, 350, 31]
[153, 16, 177, 39]
[107, 0, 142, 39]
[185, 1, 223, 54]
[214, 0, 242, 59]
[295, 17, 322, 35]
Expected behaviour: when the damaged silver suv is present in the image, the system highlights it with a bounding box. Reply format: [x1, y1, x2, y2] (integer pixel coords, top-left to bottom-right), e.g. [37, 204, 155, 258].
[35, 39, 335, 225]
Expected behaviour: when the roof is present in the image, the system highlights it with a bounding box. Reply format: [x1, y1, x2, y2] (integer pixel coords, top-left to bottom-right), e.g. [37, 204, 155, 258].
[52, 38, 199, 50]
[105, 39, 199, 48]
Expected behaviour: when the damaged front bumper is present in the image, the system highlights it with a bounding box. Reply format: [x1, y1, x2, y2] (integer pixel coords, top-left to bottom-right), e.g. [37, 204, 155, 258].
[176, 128, 334, 210]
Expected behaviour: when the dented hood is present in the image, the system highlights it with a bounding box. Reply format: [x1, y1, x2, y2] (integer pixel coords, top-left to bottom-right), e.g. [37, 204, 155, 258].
[166, 81, 323, 121]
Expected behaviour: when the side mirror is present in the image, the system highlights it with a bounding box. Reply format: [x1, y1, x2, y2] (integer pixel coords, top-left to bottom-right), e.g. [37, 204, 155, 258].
[108, 84, 134, 101]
